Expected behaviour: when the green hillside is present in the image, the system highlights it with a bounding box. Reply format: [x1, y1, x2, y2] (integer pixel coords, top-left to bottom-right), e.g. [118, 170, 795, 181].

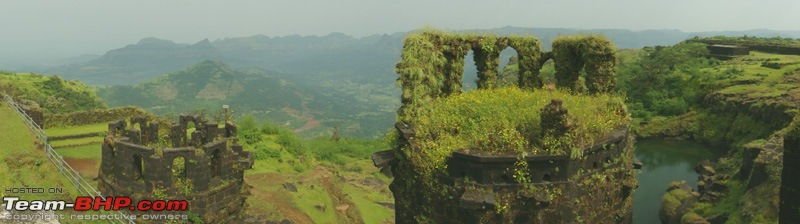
[97, 61, 334, 136]
[616, 37, 800, 223]
[0, 71, 106, 114]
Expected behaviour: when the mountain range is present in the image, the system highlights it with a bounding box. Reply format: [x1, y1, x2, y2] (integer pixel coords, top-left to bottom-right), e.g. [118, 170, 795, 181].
[35, 27, 800, 138]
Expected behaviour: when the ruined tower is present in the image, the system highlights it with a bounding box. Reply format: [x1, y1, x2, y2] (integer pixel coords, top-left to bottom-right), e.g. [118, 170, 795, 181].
[376, 30, 636, 223]
[98, 114, 253, 223]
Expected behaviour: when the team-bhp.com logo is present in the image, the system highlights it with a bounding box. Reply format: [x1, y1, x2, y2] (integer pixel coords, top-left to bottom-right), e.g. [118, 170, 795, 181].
[3, 196, 188, 211]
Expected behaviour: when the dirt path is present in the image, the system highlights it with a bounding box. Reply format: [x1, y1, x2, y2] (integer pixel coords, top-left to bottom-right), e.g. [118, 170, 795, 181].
[302, 166, 364, 224]
[247, 173, 315, 224]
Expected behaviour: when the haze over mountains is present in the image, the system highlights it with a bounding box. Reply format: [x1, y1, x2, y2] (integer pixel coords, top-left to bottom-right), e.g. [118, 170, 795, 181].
[36, 27, 800, 85]
[15, 27, 800, 138]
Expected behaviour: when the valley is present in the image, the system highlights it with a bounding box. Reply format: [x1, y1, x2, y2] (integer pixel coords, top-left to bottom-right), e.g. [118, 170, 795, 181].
[3, 28, 800, 223]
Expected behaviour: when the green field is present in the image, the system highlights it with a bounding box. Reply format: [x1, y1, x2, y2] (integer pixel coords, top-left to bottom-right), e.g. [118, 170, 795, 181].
[50, 137, 102, 148]
[46, 122, 108, 137]
[45, 122, 106, 162]
[55, 144, 103, 159]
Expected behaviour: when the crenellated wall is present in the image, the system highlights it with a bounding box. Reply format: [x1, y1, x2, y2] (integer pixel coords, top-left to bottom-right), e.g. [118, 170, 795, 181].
[98, 114, 253, 223]
[383, 30, 634, 223]
[395, 30, 616, 124]
[386, 123, 636, 223]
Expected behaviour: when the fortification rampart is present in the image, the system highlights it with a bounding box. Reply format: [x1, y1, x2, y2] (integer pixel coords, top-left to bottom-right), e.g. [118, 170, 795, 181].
[381, 30, 636, 223]
[98, 114, 253, 223]
[386, 122, 636, 223]
[395, 31, 616, 123]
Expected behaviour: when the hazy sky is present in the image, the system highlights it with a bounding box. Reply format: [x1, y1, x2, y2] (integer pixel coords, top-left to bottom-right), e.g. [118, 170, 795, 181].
[2, 0, 799, 63]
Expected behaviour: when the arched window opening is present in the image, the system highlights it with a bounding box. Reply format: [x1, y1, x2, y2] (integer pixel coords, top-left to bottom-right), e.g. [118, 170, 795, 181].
[461, 51, 479, 91]
[133, 154, 145, 180]
[497, 47, 519, 87]
[540, 59, 556, 88]
[210, 149, 222, 177]
[172, 157, 187, 181]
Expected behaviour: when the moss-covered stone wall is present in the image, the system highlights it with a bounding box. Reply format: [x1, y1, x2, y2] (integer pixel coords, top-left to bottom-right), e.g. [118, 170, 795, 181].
[781, 119, 800, 223]
[98, 114, 253, 223]
[388, 123, 636, 223]
[388, 29, 629, 223]
[395, 29, 617, 124]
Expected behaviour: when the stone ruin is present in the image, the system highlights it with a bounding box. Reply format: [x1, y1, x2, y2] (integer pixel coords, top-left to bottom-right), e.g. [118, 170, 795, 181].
[97, 114, 253, 223]
[377, 31, 637, 223]
[781, 122, 800, 223]
[394, 30, 617, 123]
[378, 119, 636, 223]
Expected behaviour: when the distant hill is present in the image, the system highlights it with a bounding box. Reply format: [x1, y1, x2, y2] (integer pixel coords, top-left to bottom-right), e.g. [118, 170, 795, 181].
[45, 27, 800, 87]
[50, 37, 222, 85]
[43, 27, 800, 138]
[0, 71, 106, 114]
[96, 60, 391, 138]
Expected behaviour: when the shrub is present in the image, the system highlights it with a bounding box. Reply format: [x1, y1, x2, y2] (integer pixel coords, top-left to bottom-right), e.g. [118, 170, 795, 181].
[276, 130, 305, 156]
[253, 143, 281, 160]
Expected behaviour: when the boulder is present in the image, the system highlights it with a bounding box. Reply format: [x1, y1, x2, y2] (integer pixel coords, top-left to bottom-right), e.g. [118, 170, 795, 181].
[660, 181, 699, 224]
[694, 160, 716, 177]
[283, 182, 297, 192]
[705, 214, 729, 224]
[314, 204, 327, 212]
[682, 212, 710, 224]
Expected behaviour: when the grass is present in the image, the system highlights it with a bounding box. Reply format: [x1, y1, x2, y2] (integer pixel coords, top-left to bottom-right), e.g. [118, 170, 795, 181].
[342, 184, 394, 223]
[45, 122, 109, 137]
[290, 179, 338, 224]
[0, 102, 75, 199]
[54, 144, 103, 159]
[703, 51, 800, 124]
[50, 137, 103, 148]
[408, 87, 628, 174]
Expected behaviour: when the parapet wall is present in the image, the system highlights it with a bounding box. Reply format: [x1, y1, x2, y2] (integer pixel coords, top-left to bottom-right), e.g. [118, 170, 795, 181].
[443, 128, 628, 185]
[98, 114, 253, 223]
[387, 122, 636, 224]
[383, 30, 633, 223]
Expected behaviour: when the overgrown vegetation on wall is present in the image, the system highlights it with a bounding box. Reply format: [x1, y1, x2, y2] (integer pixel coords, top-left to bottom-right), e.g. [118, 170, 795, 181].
[405, 87, 628, 173]
[395, 29, 618, 125]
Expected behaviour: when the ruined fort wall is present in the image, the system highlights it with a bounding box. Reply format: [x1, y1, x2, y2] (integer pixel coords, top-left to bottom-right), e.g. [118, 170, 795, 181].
[98, 115, 252, 223]
[389, 125, 635, 224]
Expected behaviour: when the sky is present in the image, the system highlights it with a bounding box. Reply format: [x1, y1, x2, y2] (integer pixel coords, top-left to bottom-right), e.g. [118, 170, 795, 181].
[2, 0, 799, 65]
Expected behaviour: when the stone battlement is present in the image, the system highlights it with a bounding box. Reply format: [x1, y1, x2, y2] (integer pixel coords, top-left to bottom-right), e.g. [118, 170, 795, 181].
[98, 114, 253, 223]
[383, 30, 636, 223]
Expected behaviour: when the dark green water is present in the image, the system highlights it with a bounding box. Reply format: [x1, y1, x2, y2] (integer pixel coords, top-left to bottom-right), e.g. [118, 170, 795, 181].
[633, 139, 727, 224]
